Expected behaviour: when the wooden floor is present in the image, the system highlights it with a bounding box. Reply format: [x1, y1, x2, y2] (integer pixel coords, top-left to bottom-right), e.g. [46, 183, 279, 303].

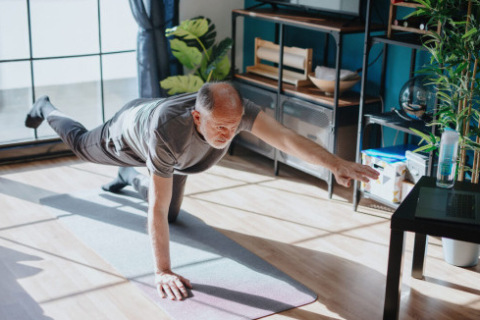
[1, 147, 479, 320]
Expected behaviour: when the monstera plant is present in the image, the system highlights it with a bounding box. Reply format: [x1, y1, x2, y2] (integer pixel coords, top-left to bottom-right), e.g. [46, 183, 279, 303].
[160, 17, 233, 95]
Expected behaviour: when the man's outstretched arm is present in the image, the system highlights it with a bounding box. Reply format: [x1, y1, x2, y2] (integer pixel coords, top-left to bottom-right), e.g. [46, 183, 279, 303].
[250, 110, 379, 187]
[148, 174, 192, 300]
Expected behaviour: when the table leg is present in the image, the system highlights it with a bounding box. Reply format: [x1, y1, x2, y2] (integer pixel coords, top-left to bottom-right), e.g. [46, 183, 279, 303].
[412, 233, 427, 280]
[384, 229, 405, 320]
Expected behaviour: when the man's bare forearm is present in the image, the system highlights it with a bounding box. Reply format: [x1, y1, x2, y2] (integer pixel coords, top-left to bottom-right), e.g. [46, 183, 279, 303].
[281, 130, 341, 171]
[148, 174, 174, 274]
[251, 111, 341, 170]
[251, 111, 379, 186]
[148, 205, 171, 273]
[148, 174, 191, 300]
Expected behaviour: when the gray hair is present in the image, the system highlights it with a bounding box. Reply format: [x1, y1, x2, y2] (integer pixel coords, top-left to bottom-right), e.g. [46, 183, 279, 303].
[195, 83, 215, 112]
[195, 82, 243, 113]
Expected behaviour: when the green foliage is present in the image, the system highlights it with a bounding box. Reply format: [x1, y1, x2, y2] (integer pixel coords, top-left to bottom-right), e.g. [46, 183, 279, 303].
[160, 17, 233, 95]
[410, 128, 440, 153]
[411, 0, 480, 178]
[179, 16, 217, 52]
[160, 75, 204, 96]
[166, 18, 209, 41]
[205, 38, 233, 76]
[170, 39, 202, 70]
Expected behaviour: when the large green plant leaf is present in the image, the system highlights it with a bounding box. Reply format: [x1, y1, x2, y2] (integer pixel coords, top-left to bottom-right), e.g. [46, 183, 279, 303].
[197, 38, 232, 82]
[166, 18, 209, 40]
[162, 16, 233, 94]
[210, 55, 231, 80]
[170, 39, 202, 70]
[167, 17, 216, 53]
[198, 50, 231, 82]
[198, 49, 211, 82]
[183, 16, 216, 51]
[160, 75, 204, 95]
[205, 38, 233, 75]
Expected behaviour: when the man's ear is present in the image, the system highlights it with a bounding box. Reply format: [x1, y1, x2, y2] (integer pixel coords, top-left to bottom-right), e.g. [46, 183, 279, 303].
[191, 110, 201, 126]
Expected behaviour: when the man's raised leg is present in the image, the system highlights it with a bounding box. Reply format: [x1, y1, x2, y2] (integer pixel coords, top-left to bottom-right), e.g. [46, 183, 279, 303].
[25, 96, 118, 165]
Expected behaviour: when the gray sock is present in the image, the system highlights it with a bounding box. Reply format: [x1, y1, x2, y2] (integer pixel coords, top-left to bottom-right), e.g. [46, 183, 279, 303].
[102, 167, 141, 193]
[25, 96, 56, 129]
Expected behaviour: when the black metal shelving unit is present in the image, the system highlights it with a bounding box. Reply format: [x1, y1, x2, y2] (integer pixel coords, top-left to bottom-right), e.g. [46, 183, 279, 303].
[353, 0, 435, 211]
[231, 6, 382, 199]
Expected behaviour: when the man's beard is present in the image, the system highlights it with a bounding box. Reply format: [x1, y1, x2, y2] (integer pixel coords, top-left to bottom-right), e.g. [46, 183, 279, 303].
[209, 137, 230, 149]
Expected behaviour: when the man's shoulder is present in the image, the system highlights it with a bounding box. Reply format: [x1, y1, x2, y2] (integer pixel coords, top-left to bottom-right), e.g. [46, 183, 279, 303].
[153, 93, 197, 124]
[160, 92, 197, 109]
[239, 98, 261, 129]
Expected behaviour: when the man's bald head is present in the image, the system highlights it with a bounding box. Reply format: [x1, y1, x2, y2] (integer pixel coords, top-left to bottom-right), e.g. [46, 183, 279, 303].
[195, 82, 244, 117]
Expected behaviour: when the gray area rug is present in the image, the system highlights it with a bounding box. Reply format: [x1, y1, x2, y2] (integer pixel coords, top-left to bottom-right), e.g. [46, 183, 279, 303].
[40, 189, 317, 320]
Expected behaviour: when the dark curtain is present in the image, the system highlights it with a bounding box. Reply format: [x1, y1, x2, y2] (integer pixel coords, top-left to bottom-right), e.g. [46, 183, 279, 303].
[129, 0, 180, 98]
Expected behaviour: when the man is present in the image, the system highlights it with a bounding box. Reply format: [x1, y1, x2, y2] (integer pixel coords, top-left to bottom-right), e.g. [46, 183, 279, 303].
[25, 82, 378, 302]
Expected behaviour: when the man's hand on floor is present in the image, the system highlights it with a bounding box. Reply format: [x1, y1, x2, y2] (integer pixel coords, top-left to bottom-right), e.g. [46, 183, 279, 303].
[155, 270, 192, 301]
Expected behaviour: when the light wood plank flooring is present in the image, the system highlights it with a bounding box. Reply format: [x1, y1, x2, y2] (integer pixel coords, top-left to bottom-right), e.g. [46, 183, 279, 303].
[1, 148, 479, 320]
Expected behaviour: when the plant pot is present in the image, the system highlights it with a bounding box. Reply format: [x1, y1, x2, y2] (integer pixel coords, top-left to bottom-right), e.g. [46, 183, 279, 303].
[442, 237, 480, 267]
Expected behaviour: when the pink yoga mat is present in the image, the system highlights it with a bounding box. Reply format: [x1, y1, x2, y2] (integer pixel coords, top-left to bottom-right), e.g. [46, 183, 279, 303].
[41, 190, 317, 319]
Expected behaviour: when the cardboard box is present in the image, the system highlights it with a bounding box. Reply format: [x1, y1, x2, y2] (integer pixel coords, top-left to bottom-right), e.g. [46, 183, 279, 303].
[401, 180, 415, 202]
[405, 150, 429, 183]
[361, 152, 407, 203]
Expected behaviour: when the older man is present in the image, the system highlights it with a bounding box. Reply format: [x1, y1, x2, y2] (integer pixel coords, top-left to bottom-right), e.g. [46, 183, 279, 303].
[25, 82, 378, 302]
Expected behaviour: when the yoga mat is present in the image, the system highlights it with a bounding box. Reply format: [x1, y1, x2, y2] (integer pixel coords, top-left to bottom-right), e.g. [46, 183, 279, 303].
[40, 190, 317, 320]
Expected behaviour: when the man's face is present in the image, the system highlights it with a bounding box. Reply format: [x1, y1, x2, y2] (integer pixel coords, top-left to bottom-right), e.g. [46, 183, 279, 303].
[192, 105, 243, 149]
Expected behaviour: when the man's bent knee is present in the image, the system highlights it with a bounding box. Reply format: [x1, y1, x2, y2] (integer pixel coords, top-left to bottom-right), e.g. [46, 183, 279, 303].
[168, 209, 181, 223]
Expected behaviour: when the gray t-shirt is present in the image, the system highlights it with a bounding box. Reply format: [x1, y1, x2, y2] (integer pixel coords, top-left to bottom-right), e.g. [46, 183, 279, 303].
[103, 92, 260, 177]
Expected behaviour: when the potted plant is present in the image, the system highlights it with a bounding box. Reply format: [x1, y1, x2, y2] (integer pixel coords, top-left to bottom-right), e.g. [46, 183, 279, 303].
[160, 17, 233, 95]
[410, 0, 480, 267]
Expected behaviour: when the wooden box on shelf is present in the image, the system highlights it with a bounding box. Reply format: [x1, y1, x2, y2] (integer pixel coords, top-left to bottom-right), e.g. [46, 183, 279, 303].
[246, 38, 312, 87]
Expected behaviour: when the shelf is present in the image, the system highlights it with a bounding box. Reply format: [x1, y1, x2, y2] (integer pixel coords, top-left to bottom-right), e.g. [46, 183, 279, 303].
[390, 25, 429, 35]
[372, 33, 427, 50]
[233, 8, 383, 34]
[235, 73, 381, 108]
[233, 6, 383, 200]
[246, 64, 311, 87]
[354, 0, 436, 212]
[364, 111, 431, 135]
[392, 1, 425, 9]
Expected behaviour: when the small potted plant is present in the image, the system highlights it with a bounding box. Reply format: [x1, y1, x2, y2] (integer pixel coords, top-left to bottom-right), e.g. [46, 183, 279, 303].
[160, 17, 233, 95]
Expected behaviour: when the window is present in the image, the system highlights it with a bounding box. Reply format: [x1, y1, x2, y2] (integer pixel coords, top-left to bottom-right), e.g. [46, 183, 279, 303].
[0, 0, 138, 146]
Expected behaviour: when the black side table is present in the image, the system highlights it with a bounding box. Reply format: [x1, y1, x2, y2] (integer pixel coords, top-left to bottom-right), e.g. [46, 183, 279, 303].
[383, 176, 480, 319]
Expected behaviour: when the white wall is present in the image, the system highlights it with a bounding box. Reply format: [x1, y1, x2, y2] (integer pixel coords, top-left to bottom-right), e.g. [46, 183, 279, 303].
[179, 0, 244, 72]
